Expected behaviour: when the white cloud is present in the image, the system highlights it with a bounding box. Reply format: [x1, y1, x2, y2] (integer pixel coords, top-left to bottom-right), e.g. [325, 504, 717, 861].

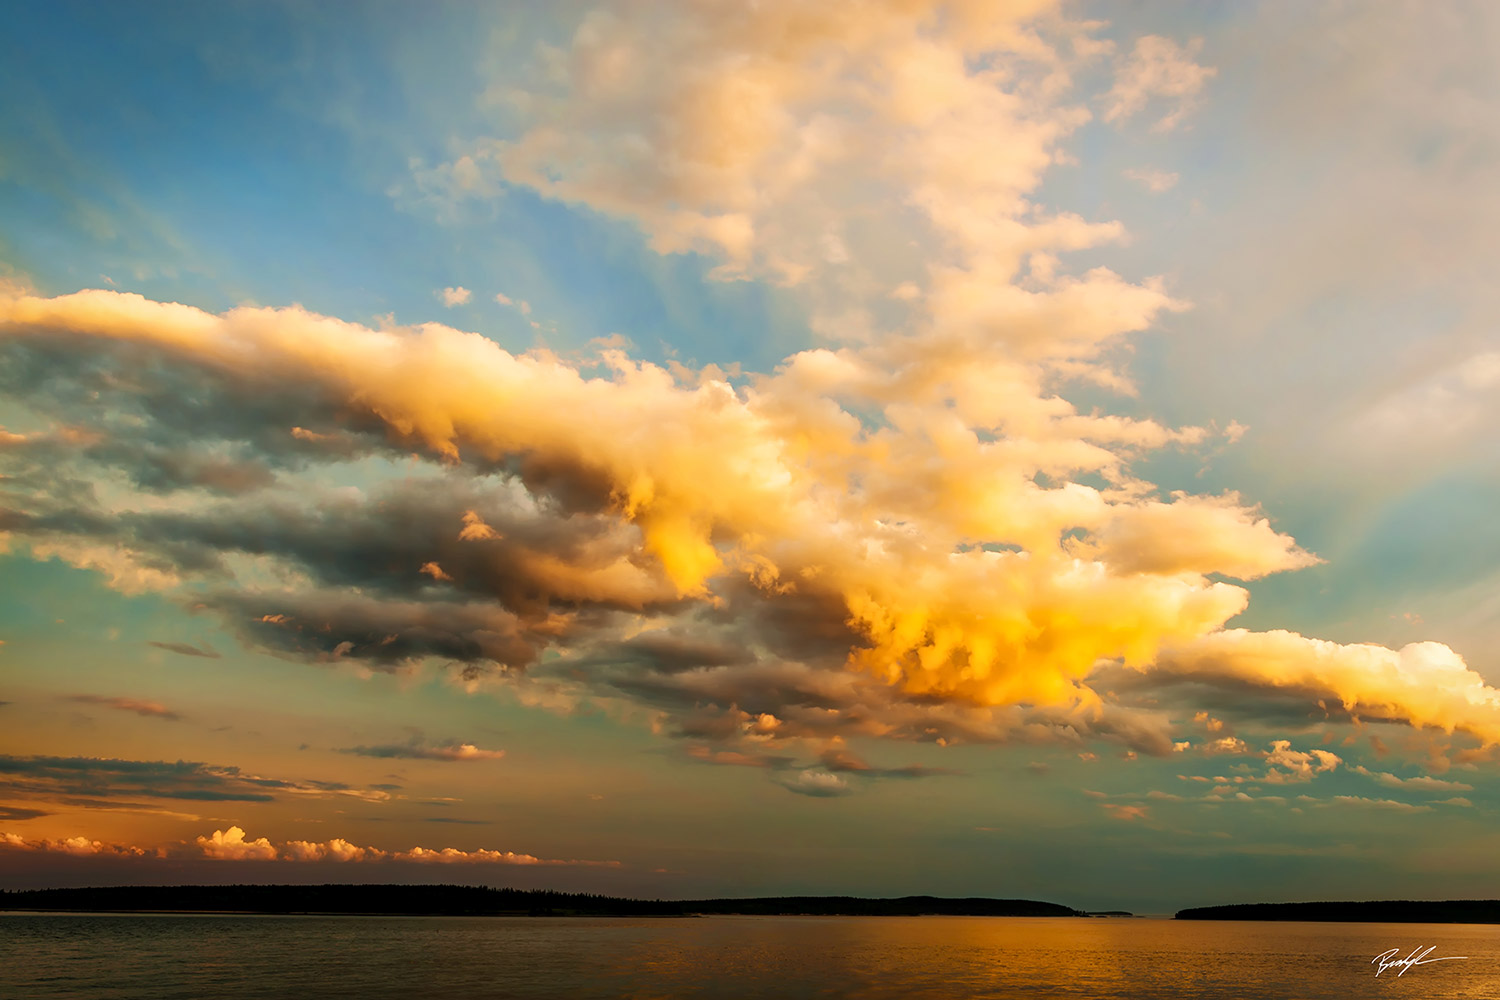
[1123, 167, 1179, 192]
[1102, 35, 1216, 132]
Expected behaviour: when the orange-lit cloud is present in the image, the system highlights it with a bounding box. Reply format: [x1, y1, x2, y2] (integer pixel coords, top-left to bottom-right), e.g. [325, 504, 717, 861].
[1153, 630, 1500, 744]
[1, 831, 151, 856]
[5, 0, 1500, 768]
[3, 827, 617, 867]
[65, 695, 181, 721]
[197, 826, 277, 861]
[204, 828, 618, 866]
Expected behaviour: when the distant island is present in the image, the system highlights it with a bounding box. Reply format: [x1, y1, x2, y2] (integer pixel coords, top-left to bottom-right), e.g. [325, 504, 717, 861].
[1176, 900, 1500, 923]
[0, 885, 1083, 918]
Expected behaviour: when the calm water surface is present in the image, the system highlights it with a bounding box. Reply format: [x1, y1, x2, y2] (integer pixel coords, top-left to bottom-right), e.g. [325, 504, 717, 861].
[3, 913, 1498, 999]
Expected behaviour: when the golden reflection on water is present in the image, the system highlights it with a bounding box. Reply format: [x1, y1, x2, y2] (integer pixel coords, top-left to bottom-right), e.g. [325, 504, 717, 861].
[607, 915, 1500, 999]
[3, 913, 1499, 999]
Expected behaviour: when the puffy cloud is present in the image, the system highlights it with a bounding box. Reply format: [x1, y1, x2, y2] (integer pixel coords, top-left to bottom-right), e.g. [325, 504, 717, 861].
[440, 286, 472, 307]
[8, 824, 619, 867]
[1152, 630, 1500, 745]
[0, 290, 1299, 730]
[1261, 740, 1341, 783]
[1101, 35, 1216, 132]
[197, 826, 277, 861]
[1200, 737, 1249, 757]
[0, 831, 150, 856]
[239, 829, 616, 866]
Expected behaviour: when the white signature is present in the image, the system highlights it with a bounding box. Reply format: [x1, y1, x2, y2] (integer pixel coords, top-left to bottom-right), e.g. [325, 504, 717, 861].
[1372, 946, 1468, 977]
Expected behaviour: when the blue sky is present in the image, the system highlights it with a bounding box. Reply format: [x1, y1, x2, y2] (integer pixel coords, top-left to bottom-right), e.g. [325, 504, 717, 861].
[2, 1, 1499, 912]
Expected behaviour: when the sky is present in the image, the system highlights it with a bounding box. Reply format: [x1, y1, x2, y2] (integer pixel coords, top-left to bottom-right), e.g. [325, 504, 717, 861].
[2, 1, 1499, 913]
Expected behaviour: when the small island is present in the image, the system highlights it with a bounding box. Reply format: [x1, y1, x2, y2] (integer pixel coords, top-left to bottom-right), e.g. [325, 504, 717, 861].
[1176, 900, 1500, 923]
[0, 885, 1083, 918]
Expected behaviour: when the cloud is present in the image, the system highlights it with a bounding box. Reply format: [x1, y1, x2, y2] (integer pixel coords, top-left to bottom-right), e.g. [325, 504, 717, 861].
[1327, 795, 1432, 814]
[1350, 765, 1473, 793]
[0, 754, 391, 809]
[494, 293, 531, 315]
[1101, 803, 1149, 821]
[1102, 35, 1216, 132]
[341, 737, 505, 762]
[0, 806, 49, 821]
[1150, 630, 1500, 745]
[2, 2, 1499, 770]
[439, 286, 472, 307]
[197, 825, 277, 861]
[685, 744, 796, 770]
[221, 828, 617, 866]
[780, 769, 851, 798]
[1261, 740, 1341, 783]
[1123, 168, 1179, 193]
[0, 289, 1314, 743]
[7, 821, 620, 867]
[816, 749, 960, 780]
[0, 831, 151, 856]
[65, 695, 182, 721]
[147, 640, 220, 658]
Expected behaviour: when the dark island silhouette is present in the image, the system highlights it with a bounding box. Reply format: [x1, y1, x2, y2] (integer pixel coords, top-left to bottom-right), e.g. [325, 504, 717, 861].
[0, 884, 1084, 917]
[1176, 900, 1500, 923]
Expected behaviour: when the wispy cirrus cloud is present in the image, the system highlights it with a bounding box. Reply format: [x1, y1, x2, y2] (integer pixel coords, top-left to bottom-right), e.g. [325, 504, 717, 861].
[1101, 35, 1217, 132]
[65, 694, 182, 721]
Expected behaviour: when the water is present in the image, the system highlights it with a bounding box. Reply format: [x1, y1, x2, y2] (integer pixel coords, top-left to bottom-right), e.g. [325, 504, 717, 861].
[2, 913, 1498, 999]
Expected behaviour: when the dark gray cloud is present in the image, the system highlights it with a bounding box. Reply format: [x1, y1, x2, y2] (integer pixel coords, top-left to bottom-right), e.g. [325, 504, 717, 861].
[0, 755, 393, 808]
[340, 735, 504, 762]
[0, 333, 1185, 761]
[0, 805, 49, 821]
[0, 755, 276, 803]
[147, 640, 220, 659]
[421, 817, 489, 825]
[817, 749, 963, 780]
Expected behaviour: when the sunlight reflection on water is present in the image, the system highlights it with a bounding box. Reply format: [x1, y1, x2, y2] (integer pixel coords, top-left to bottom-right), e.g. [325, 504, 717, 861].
[3, 913, 1498, 999]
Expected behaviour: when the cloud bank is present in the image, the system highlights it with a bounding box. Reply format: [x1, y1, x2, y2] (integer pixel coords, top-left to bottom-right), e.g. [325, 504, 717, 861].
[2, 826, 616, 867]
